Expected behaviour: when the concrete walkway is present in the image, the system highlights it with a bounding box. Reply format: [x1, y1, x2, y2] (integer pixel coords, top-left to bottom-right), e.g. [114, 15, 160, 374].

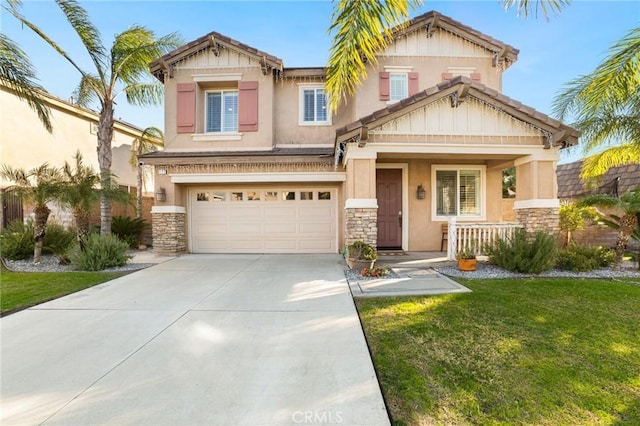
[1, 254, 389, 426]
[347, 252, 472, 298]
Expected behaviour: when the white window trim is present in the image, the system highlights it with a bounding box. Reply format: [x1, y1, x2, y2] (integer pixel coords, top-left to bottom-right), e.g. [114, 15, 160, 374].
[298, 84, 331, 126]
[447, 66, 476, 78]
[204, 89, 238, 134]
[431, 165, 486, 222]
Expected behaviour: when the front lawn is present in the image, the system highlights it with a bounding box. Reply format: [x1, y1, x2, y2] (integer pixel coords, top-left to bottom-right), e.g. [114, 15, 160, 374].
[1, 269, 125, 315]
[357, 278, 640, 425]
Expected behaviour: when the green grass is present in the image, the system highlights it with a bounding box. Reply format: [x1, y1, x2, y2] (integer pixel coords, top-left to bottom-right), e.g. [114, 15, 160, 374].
[356, 278, 640, 425]
[1, 269, 125, 315]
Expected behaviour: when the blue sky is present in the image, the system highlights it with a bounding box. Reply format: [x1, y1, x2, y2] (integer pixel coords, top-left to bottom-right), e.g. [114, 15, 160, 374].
[3, 0, 640, 163]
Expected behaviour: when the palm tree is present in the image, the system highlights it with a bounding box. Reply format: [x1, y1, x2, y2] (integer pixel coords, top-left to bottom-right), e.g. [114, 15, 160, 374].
[553, 27, 640, 179]
[580, 189, 640, 268]
[0, 163, 61, 263]
[0, 1, 51, 132]
[58, 151, 100, 250]
[326, 0, 569, 111]
[129, 126, 164, 219]
[4, 0, 181, 235]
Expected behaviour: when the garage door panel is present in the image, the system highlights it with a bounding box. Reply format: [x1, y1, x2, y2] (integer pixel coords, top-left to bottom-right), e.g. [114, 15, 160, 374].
[190, 188, 337, 254]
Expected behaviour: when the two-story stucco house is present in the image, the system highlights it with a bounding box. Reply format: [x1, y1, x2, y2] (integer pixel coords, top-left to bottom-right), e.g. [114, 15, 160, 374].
[143, 11, 579, 255]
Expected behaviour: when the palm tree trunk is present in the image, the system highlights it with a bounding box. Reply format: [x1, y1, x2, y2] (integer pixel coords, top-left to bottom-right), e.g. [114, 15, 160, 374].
[614, 214, 638, 269]
[74, 208, 91, 251]
[136, 157, 143, 219]
[33, 204, 50, 263]
[98, 101, 114, 235]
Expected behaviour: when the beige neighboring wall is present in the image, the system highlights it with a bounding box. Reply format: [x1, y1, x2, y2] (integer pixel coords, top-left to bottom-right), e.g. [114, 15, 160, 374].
[0, 84, 140, 188]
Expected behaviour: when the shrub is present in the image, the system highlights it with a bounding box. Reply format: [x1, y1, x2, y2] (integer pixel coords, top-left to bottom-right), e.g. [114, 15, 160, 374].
[487, 229, 558, 274]
[557, 244, 615, 272]
[111, 216, 148, 248]
[71, 234, 132, 271]
[43, 223, 76, 259]
[0, 220, 34, 260]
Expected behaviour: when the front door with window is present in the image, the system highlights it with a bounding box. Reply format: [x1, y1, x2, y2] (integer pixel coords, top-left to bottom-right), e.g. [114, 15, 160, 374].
[376, 169, 402, 249]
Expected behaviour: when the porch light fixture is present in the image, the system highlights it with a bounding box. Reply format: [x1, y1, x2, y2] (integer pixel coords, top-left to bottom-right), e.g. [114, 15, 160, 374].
[155, 187, 166, 202]
[417, 184, 426, 200]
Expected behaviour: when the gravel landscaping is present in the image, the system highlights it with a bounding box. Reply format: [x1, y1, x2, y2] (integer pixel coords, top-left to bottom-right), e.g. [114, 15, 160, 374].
[434, 260, 640, 279]
[3, 254, 155, 273]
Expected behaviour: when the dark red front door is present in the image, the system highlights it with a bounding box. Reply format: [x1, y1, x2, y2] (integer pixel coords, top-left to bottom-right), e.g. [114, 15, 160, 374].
[376, 169, 402, 249]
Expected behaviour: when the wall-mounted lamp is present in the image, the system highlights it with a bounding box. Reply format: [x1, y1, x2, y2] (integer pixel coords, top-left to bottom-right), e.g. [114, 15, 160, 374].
[155, 187, 166, 202]
[417, 184, 426, 200]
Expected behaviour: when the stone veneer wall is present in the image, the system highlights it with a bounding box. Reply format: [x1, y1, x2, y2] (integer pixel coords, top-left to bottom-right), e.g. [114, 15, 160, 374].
[345, 208, 377, 247]
[152, 211, 186, 255]
[515, 207, 560, 235]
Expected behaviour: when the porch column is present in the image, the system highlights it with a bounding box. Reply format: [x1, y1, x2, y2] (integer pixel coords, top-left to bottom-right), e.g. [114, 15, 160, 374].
[343, 151, 378, 247]
[514, 152, 560, 235]
[151, 206, 187, 255]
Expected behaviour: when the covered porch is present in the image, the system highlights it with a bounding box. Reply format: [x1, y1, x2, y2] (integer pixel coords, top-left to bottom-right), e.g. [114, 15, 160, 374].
[334, 76, 579, 253]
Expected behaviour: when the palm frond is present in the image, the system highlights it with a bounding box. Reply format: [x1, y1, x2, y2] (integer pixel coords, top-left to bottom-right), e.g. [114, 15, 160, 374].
[120, 83, 164, 107]
[326, 0, 421, 112]
[575, 111, 640, 153]
[501, 0, 570, 19]
[72, 73, 101, 107]
[0, 35, 52, 132]
[129, 126, 164, 168]
[580, 144, 640, 179]
[553, 26, 640, 121]
[55, 0, 106, 82]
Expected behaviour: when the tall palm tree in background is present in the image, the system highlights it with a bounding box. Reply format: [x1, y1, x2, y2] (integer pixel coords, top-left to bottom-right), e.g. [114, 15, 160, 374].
[326, 0, 569, 111]
[553, 27, 640, 180]
[129, 126, 164, 219]
[5, 0, 181, 235]
[0, 0, 51, 132]
[0, 164, 61, 263]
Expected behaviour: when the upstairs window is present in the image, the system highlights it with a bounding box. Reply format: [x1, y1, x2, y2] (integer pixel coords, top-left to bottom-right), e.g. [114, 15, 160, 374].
[300, 85, 329, 125]
[389, 73, 408, 102]
[206, 90, 238, 133]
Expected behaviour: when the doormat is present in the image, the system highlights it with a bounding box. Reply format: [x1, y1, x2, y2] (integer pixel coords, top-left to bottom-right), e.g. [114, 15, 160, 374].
[378, 251, 407, 256]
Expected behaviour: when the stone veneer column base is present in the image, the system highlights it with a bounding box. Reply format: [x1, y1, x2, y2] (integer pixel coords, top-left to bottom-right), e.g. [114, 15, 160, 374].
[345, 208, 378, 247]
[151, 206, 187, 255]
[515, 207, 560, 235]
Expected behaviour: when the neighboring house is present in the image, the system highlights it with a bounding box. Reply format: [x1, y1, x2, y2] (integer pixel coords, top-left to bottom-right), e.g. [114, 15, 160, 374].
[0, 81, 152, 229]
[557, 160, 640, 248]
[143, 11, 579, 255]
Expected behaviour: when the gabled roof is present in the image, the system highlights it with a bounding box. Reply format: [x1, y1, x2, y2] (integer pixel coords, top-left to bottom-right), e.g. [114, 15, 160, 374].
[335, 76, 579, 149]
[150, 32, 284, 82]
[392, 11, 519, 69]
[557, 161, 640, 199]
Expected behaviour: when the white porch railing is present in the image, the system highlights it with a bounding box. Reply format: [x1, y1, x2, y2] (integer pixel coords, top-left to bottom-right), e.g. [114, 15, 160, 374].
[447, 218, 524, 260]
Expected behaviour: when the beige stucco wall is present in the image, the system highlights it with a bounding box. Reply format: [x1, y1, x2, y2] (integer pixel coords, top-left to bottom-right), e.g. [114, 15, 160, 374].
[164, 65, 275, 151]
[0, 85, 138, 188]
[515, 159, 558, 202]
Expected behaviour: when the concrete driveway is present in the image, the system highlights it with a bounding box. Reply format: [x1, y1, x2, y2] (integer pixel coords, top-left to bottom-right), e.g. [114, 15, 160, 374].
[1, 254, 389, 425]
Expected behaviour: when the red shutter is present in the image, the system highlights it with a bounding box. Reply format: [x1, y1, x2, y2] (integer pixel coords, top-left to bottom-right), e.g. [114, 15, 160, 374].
[470, 73, 481, 81]
[176, 83, 196, 134]
[441, 72, 453, 81]
[379, 72, 390, 101]
[238, 81, 258, 132]
[408, 72, 419, 96]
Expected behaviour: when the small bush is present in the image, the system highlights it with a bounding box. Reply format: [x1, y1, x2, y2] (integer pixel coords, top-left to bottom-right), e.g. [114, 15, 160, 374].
[0, 220, 34, 260]
[43, 223, 76, 258]
[112, 216, 148, 248]
[487, 229, 558, 274]
[71, 234, 132, 271]
[557, 244, 616, 272]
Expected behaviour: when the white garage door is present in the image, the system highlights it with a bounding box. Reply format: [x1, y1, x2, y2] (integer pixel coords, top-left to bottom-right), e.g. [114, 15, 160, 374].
[189, 188, 338, 253]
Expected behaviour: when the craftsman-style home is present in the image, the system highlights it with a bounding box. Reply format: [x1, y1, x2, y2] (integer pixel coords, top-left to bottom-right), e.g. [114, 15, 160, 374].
[143, 11, 579, 255]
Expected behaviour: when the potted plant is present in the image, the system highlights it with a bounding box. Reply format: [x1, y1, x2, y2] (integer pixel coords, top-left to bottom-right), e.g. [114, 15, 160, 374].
[456, 248, 477, 271]
[346, 240, 378, 270]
